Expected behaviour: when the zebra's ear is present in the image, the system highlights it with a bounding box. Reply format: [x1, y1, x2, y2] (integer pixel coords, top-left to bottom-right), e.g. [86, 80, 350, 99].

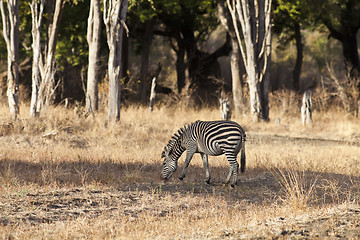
[161, 151, 166, 158]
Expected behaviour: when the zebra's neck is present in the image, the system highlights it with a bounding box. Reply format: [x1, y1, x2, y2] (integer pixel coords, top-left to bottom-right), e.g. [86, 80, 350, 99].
[165, 126, 187, 157]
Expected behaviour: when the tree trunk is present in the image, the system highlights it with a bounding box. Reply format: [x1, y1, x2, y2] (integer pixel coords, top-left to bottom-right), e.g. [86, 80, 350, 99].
[182, 26, 197, 83]
[219, 92, 231, 120]
[245, 0, 262, 122]
[301, 90, 312, 125]
[86, 0, 101, 113]
[326, 25, 360, 109]
[218, 0, 244, 118]
[175, 39, 186, 93]
[104, 0, 128, 123]
[139, 18, 155, 103]
[0, 0, 19, 119]
[37, 0, 64, 114]
[225, 0, 272, 122]
[293, 21, 303, 91]
[46, 0, 55, 54]
[260, 16, 272, 121]
[341, 33, 360, 78]
[248, 73, 261, 122]
[324, 19, 360, 79]
[148, 77, 156, 112]
[322, 3, 360, 101]
[30, 0, 45, 117]
[230, 41, 244, 117]
[121, 29, 129, 84]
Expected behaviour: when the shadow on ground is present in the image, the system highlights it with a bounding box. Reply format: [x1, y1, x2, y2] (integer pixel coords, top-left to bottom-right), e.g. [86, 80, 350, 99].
[1, 157, 359, 225]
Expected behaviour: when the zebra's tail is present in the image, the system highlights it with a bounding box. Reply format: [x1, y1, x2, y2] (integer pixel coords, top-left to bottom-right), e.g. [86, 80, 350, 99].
[240, 135, 246, 173]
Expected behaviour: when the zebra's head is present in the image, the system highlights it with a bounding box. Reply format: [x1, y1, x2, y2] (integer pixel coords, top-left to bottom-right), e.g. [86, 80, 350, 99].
[161, 145, 178, 180]
[161, 127, 186, 180]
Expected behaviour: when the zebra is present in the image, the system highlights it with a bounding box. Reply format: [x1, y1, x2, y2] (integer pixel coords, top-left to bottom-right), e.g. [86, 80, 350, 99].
[161, 120, 246, 187]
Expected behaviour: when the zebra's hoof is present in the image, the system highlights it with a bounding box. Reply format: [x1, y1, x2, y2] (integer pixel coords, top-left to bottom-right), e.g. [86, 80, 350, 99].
[178, 176, 184, 181]
[205, 179, 210, 185]
[230, 184, 235, 189]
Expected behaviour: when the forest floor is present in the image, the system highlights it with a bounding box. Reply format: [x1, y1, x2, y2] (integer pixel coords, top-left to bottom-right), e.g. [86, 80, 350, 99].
[0, 106, 360, 239]
[1, 181, 360, 239]
[1, 133, 359, 239]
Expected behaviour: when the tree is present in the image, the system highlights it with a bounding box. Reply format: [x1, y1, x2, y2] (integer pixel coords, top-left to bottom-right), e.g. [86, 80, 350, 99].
[218, 0, 244, 117]
[314, 0, 360, 78]
[104, 0, 128, 122]
[0, 0, 20, 119]
[36, 0, 65, 114]
[29, 0, 45, 117]
[303, 0, 360, 109]
[130, 0, 226, 104]
[225, 0, 272, 122]
[138, 18, 155, 103]
[161, 1, 221, 96]
[128, 0, 156, 103]
[86, 0, 101, 113]
[273, 0, 311, 91]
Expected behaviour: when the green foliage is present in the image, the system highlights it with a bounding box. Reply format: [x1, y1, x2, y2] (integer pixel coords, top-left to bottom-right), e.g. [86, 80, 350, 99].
[312, 0, 360, 33]
[56, 1, 89, 69]
[128, 0, 157, 23]
[153, 0, 218, 37]
[275, 0, 302, 20]
[0, 1, 32, 65]
[273, 0, 314, 46]
[128, 0, 218, 52]
[19, 1, 33, 58]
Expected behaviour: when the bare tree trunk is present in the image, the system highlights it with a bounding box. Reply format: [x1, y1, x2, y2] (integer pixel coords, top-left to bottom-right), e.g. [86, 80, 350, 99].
[86, 0, 101, 113]
[139, 18, 155, 103]
[219, 91, 231, 120]
[37, 0, 64, 114]
[260, 18, 272, 120]
[30, 0, 45, 117]
[104, 0, 128, 123]
[293, 21, 303, 91]
[217, 0, 244, 118]
[225, 0, 272, 122]
[230, 40, 245, 117]
[121, 30, 129, 84]
[0, 0, 19, 119]
[148, 77, 156, 112]
[175, 36, 186, 93]
[301, 90, 312, 125]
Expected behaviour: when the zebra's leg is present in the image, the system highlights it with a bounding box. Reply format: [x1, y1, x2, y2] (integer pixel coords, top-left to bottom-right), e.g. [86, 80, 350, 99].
[179, 150, 195, 181]
[230, 161, 239, 187]
[225, 153, 239, 188]
[201, 153, 210, 184]
[225, 168, 232, 185]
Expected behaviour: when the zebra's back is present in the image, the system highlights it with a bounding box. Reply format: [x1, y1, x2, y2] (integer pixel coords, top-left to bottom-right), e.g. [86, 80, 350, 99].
[192, 120, 245, 156]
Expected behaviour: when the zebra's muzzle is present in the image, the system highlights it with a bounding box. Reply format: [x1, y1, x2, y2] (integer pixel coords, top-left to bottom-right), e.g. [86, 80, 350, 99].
[161, 171, 173, 181]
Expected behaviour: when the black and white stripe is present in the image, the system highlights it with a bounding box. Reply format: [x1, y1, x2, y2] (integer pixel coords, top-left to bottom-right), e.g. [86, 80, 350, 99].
[161, 120, 246, 187]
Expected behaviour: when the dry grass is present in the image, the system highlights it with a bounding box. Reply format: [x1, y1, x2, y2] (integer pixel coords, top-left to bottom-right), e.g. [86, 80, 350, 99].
[0, 96, 360, 239]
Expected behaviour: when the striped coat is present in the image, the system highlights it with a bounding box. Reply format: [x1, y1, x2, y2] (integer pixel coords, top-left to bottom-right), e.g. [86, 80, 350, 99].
[161, 120, 246, 187]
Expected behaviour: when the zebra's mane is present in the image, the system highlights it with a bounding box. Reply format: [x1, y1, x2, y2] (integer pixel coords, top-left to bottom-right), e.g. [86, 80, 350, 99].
[163, 126, 186, 155]
[162, 122, 197, 158]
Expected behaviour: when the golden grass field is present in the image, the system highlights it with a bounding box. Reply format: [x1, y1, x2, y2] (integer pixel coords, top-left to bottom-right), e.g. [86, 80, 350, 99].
[0, 95, 360, 239]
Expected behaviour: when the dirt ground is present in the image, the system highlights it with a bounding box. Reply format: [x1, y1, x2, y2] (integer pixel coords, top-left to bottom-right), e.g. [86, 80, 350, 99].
[1, 132, 359, 239]
[1, 180, 359, 239]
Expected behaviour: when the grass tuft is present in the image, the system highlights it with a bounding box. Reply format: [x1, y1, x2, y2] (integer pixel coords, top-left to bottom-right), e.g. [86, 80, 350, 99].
[274, 168, 319, 210]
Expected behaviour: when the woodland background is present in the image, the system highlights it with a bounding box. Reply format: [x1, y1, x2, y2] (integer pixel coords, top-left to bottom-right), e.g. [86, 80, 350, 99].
[0, 0, 359, 119]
